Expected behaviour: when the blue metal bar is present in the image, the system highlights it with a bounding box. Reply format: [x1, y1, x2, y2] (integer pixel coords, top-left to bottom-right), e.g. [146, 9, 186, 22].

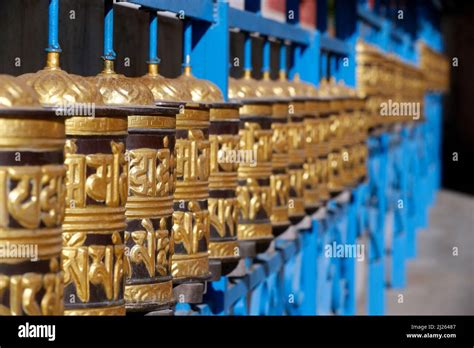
[46, 0, 61, 52]
[262, 39, 270, 75]
[128, 0, 215, 22]
[279, 42, 286, 74]
[290, 44, 301, 79]
[299, 31, 320, 85]
[103, 0, 116, 61]
[244, 34, 252, 73]
[228, 8, 311, 45]
[148, 11, 159, 64]
[320, 34, 351, 56]
[183, 20, 192, 68]
[357, 4, 384, 30]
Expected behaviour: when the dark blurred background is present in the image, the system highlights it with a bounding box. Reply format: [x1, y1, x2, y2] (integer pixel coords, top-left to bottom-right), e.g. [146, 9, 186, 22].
[440, 1, 474, 195]
[0, 0, 472, 195]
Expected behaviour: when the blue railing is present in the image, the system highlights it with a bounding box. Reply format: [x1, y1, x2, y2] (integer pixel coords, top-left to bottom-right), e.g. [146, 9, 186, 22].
[125, 0, 445, 315]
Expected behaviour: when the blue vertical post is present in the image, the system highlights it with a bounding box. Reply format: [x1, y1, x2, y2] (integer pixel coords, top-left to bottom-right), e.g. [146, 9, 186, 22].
[279, 41, 286, 76]
[244, 34, 252, 74]
[191, 0, 229, 99]
[182, 20, 192, 69]
[46, 0, 61, 53]
[262, 38, 271, 78]
[103, 0, 116, 61]
[299, 32, 320, 85]
[329, 54, 337, 80]
[148, 11, 159, 64]
[320, 51, 328, 81]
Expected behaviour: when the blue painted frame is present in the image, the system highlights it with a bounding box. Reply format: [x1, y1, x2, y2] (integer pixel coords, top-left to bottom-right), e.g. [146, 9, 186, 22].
[114, 0, 445, 316]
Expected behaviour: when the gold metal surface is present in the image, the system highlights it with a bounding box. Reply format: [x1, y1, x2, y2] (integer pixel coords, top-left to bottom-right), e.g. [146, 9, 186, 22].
[177, 66, 224, 103]
[90, 60, 154, 106]
[19, 52, 100, 106]
[140, 63, 192, 103]
[0, 74, 66, 316]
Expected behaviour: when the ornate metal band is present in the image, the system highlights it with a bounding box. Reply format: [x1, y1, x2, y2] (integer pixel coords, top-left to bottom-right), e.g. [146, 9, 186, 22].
[62, 129, 127, 315]
[0, 113, 65, 315]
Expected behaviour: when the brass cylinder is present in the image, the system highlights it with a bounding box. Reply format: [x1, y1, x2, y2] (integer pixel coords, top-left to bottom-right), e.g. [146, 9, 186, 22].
[270, 101, 291, 235]
[172, 103, 212, 282]
[0, 75, 65, 315]
[208, 103, 241, 275]
[287, 100, 306, 223]
[124, 105, 177, 312]
[236, 101, 274, 252]
[62, 110, 128, 315]
[302, 99, 321, 213]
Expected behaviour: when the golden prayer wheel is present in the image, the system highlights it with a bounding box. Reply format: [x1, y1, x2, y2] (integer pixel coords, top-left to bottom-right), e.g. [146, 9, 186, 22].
[308, 81, 332, 204]
[173, 66, 241, 278]
[420, 42, 449, 93]
[292, 78, 323, 215]
[208, 102, 241, 276]
[285, 74, 323, 215]
[339, 83, 360, 188]
[86, 59, 179, 313]
[131, 62, 190, 311]
[77, 60, 177, 313]
[0, 75, 65, 315]
[229, 75, 274, 255]
[169, 66, 228, 287]
[256, 73, 292, 234]
[20, 51, 130, 315]
[324, 78, 347, 195]
[356, 41, 385, 131]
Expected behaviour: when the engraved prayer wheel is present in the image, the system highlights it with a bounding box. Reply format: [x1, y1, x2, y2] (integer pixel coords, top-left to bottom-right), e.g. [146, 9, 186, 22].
[353, 92, 369, 184]
[339, 84, 359, 188]
[0, 75, 65, 315]
[208, 102, 241, 276]
[256, 75, 292, 235]
[229, 76, 274, 254]
[170, 66, 218, 285]
[174, 64, 240, 279]
[135, 63, 189, 311]
[326, 78, 348, 195]
[264, 75, 306, 224]
[124, 103, 177, 312]
[19, 50, 130, 315]
[312, 80, 333, 203]
[291, 76, 323, 214]
[284, 74, 322, 217]
[356, 41, 385, 131]
[62, 102, 128, 316]
[88, 58, 174, 313]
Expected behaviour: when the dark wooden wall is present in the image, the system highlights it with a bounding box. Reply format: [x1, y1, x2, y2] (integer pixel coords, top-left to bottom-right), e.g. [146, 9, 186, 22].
[0, 0, 281, 79]
[0, 0, 182, 78]
[442, 4, 474, 195]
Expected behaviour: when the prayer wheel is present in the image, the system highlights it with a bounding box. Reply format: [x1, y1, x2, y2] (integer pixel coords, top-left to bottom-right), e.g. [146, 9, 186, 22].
[20, 49, 129, 315]
[0, 75, 65, 315]
[174, 65, 241, 279]
[89, 58, 178, 312]
[229, 74, 274, 255]
[256, 75, 292, 235]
